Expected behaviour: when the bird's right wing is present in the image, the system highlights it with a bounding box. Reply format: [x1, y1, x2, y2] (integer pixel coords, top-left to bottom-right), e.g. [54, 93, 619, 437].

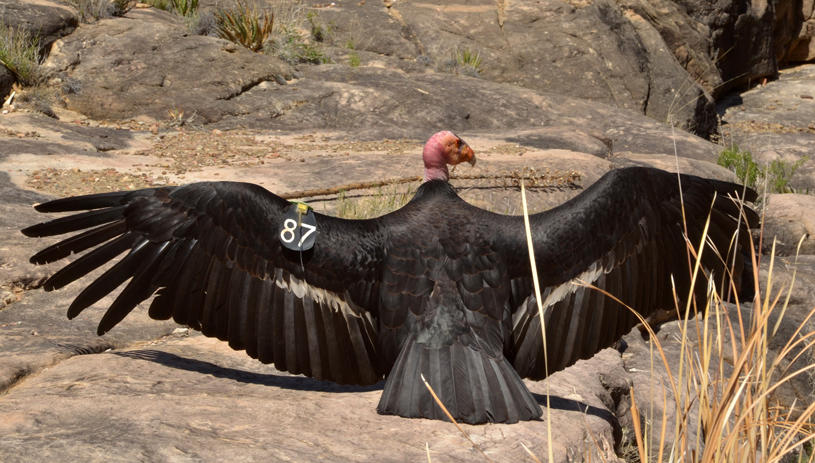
[495, 167, 758, 380]
[23, 182, 391, 386]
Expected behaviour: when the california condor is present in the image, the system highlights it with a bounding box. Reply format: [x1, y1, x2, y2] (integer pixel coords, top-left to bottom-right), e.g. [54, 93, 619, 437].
[22, 131, 757, 424]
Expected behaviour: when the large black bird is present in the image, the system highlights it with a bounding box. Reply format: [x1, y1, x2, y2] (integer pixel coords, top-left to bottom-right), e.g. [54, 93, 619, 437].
[23, 131, 757, 424]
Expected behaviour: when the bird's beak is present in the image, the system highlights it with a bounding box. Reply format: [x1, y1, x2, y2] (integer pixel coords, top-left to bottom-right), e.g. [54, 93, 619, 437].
[461, 143, 476, 166]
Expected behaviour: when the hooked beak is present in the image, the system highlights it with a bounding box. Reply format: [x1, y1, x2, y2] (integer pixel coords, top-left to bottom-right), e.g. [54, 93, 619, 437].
[460, 142, 476, 166]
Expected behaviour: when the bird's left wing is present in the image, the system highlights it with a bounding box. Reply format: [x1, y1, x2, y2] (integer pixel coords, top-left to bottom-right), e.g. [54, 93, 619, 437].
[492, 167, 758, 380]
[22, 182, 388, 385]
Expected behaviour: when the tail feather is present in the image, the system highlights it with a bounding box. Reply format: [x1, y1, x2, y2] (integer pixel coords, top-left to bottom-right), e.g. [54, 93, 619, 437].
[378, 335, 542, 424]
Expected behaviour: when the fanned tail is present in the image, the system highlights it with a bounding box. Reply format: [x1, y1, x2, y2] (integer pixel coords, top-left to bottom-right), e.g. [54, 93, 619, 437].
[377, 335, 542, 424]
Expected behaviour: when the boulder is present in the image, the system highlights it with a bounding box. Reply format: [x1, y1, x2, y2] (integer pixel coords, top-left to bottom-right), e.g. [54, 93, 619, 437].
[0, 0, 78, 53]
[761, 194, 815, 255]
[671, 0, 777, 93]
[785, 20, 815, 62]
[317, 0, 716, 136]
[43, 8, 293, 123]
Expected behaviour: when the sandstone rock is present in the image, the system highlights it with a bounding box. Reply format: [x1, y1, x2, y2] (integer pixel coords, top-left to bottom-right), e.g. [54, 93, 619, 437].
[614, 0, 722, 96]
[43, 8, 293, 123]
[672, 0, 777, 93]
[318, 0, 714, 136]
[0, 0, 78, 53]
[621, 9, 716, 136]
[718, 64, 815, 191]
[0, 330, 631, 462]
[761, 194, 815, 255]
[785, 20, 815, 62]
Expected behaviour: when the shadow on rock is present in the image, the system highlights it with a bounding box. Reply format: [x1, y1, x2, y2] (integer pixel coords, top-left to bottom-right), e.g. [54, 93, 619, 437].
[114, 349, 385, 393]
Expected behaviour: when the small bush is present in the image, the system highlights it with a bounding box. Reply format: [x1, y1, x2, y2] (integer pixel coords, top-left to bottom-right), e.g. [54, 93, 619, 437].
[265, 26, 329, 65]
[143, 0, 172, 10]
[307, 10, 330, 43]
[0, 24, 47, 86]
[718, 145, 810, 194]
[718, 145, 760, 189]
[214, 0, 274, 52]
[348, 50, 360, 67]
[188, 11, 218, 36]
[766, 156, 809, 193]
[170, 0, 199, 17]
[65, 0, 115, 22]
[433, 46, 483, 77]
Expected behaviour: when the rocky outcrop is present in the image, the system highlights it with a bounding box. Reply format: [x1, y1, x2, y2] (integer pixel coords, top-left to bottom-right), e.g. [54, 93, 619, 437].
[0, 0, 78, 53]
[43, 8, 293, 123]
[761, 194, 815, 255]
[718, 64, 815, 192]
[318, 0, 718, 137]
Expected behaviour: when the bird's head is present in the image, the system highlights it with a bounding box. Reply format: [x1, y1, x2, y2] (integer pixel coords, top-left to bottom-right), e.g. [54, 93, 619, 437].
[422, 131, 476, 182]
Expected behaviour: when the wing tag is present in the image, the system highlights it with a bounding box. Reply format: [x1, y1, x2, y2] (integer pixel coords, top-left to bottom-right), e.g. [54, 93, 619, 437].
[279, 203, 317, 251]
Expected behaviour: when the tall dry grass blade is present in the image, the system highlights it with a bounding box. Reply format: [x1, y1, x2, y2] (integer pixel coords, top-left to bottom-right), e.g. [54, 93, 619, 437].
[630, 387, 647, 461]
[520, 172, 555, 463]
[520, 443, 543, 463]
[580, 410, 607, 463]
[426, 442, 431, 463]
[419, 374, 494, 463]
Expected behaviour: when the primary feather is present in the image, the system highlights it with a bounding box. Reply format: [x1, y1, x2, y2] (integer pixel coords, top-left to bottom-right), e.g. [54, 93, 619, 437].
[23, 131, 757, 424]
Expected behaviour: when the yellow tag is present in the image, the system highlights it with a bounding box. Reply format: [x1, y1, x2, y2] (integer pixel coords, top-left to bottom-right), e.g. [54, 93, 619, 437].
[296, 203, 309, 215]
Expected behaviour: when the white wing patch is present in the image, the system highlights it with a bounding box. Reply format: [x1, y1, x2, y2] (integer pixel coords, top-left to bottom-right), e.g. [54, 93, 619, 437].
[273, 269, 364, 320]
[539, 259, 608, 311]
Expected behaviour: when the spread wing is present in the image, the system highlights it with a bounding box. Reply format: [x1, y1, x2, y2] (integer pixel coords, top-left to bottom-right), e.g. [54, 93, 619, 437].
[499, 167, 758, 380]
[22, 182, 388, 386]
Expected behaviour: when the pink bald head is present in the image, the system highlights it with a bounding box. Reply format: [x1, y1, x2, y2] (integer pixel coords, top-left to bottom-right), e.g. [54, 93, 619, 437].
[422, 131, 476, 182]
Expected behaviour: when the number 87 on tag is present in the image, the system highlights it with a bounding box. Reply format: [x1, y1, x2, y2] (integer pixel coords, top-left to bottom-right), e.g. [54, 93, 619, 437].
[279, 203, 317, 251]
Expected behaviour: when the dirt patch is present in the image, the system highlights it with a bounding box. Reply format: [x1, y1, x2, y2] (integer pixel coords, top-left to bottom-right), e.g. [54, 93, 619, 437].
[26, 167, 176, 197]
[130, 130, 423, 176]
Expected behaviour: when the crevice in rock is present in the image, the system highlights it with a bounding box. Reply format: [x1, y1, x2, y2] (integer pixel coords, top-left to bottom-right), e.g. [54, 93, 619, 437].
[219, 77, 275, 101]
[386, 6, 426, 56]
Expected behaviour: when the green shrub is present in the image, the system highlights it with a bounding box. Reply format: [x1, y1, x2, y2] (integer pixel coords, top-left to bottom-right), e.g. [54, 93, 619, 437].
[433, 46, 483, 77]
[307, 10, 331, 43]
[765, 156, 809, 193]
[718, 145, 760, 189]
[143, 0, 172, 10]
[0, 24, 47, 86]
[264, 26, 329, 65]
[718, 145, 810, 194]
[214, 0, 274, 52]
[348, 50, 360, 67]
[170, 0, 199, 17]
[65, 0, 114, 22]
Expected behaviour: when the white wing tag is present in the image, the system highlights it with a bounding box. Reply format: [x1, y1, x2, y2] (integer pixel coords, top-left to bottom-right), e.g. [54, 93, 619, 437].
[279, 203, 317, 251]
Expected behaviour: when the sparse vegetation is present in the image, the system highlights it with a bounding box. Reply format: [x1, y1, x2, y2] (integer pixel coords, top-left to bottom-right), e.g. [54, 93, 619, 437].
[142, 0, 171, 10]
[0, 24, 47, 86]
[718, 145, 810, 194]
[264, 26, 329, 65]
[348, 50, 360, 67]
[169, 0, 199, 17]
[214, 0, 274, 52]
[766, 156, 810, 194]
[307, 10, 330, 43]
[430, 45, 483, 77]
[65, 0, 135, 22]
[336, 184, 415, 219]
[718, 145, 761, 188]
